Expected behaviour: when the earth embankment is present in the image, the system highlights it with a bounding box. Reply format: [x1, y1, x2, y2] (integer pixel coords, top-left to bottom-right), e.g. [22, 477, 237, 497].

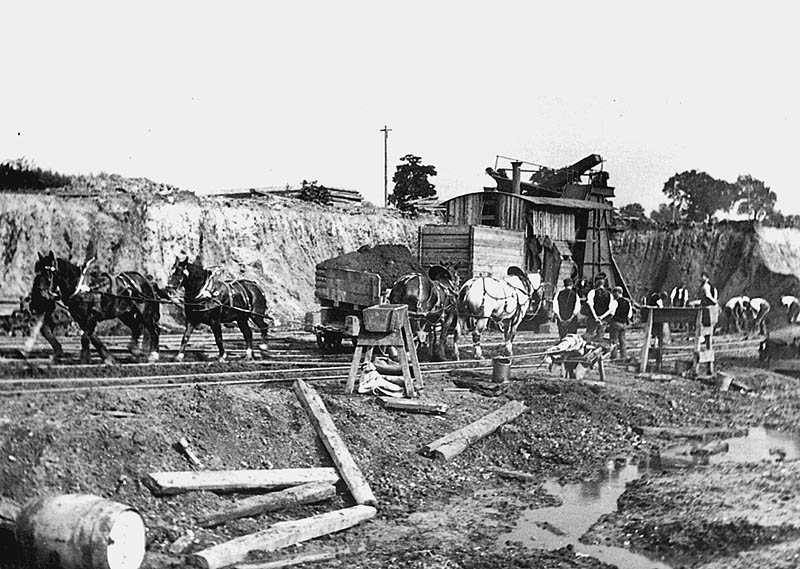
[614, 222, 800, 323]
[0, 193, 432, 326]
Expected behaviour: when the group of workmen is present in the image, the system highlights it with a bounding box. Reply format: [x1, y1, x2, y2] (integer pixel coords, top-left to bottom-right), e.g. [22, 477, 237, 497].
[553, 270, 788, 363]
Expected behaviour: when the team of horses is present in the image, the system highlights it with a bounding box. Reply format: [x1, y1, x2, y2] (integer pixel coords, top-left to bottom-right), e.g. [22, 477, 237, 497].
[28, 251, 541, 364]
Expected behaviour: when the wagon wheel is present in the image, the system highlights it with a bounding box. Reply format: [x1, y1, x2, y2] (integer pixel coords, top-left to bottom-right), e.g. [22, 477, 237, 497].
[316, 330, 343, 353]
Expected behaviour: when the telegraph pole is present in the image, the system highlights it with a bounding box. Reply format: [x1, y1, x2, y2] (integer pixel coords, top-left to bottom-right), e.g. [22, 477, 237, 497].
[380, 125, 392, 207]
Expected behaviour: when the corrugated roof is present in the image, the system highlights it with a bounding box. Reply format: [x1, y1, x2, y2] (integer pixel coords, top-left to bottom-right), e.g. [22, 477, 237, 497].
[442, 192, 612, 211]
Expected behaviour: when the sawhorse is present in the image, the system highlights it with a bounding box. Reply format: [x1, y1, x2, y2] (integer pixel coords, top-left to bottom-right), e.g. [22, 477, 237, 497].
[639, 306, 717, 375]
[345, 304, 422, 398]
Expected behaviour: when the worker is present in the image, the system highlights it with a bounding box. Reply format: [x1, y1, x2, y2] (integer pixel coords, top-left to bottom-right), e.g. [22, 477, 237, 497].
[586, 275, 616, 338]
[670, 281, 689, 308]
[554, 278, 581, 339]
[722, 296, 750, 334]
[609, 286, 632, 361]
[781, 295, 800, 324]
[747, 297, 771, 336]
[698, 272, 719, 307]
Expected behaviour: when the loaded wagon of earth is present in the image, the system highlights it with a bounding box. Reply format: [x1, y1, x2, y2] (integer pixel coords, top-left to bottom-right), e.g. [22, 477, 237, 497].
[304, 244, 424, 352]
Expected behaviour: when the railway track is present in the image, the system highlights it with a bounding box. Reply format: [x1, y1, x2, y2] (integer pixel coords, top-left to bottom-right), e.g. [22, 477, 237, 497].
[0, 329, 764, 396]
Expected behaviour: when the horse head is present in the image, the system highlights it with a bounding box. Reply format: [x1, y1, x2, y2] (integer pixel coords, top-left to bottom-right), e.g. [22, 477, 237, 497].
[167, 255, 192, 290]
[428, 265, 456, 292]
[506, 266, 532, 297]
[33, 251, 61, 301]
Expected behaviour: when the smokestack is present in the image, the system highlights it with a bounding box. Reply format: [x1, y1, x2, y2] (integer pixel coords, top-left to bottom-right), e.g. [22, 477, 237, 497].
[511, 161, 522, 195]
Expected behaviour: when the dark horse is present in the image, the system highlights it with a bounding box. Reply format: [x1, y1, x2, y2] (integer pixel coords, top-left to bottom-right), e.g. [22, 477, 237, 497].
[166, 256, 273, 361]
[388, 265, 459, 361]
[31, 251, 161, 363]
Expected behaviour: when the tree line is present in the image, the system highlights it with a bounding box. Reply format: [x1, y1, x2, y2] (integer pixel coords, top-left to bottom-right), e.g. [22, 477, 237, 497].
[619, 170, 799, 227]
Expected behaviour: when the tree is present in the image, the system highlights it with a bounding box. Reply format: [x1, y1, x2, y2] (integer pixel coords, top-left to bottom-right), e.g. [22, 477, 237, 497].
[662, 170, 737, 223]
[735, 174, 776, 221]
[1, 157, 70, 191]
[389, 154, 437, 213]
[650, 203, 678, 224]
[618, 202, 646, 220]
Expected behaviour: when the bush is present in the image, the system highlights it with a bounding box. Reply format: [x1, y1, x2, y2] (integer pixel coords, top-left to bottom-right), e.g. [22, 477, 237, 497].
[0, 158, 71, 191]
[298, 180, 332, 206]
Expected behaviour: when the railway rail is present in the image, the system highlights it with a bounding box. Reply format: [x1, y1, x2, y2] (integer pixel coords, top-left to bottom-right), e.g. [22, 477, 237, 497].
[0, 329, 764, 396]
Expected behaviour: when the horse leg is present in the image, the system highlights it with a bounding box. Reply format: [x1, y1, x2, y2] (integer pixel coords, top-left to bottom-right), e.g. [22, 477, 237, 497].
[211, 321, 226, 361]
[118, 312, 142, 357]
[83, 317, 114, 365]
[175, 321, 196, 362]
[250, 314, 270, 354]
[472, 318, 488, 360]
[238, 319, 254, 360]
[503, 321, 518, 357]
[40, 312, 65, 360]
[143, 312, 161, 363]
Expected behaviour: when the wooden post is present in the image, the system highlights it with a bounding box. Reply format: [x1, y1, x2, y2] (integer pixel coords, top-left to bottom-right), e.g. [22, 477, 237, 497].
[345, 346, 363, 394]
[420, 400, 528, 460]
[293, 380, 377, 506]
[188, 505, 376, 569]
[143, 468, 339, 496]
[198, 482, 336, 528]
[639, 308, 653, 374]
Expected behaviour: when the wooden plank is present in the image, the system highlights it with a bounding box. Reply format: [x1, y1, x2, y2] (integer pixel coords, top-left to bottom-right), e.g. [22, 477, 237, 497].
[632, 425, 748, 441]
[640, 309, 654, 374]
[420, 400, 528, 460]
[143, 468, 339, 496]
[770, 359, 800, 372]
[376, 397, 448, 415]
[233, 545, 364, 569]
[293, 380, 377, 506]
[188, 505, 377, 569]
[488, 467, 540, 482]
[197, 482, 336, 528]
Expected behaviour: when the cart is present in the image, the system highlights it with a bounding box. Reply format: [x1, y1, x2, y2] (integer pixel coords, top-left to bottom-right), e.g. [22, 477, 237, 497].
[304, 267, 383, 352]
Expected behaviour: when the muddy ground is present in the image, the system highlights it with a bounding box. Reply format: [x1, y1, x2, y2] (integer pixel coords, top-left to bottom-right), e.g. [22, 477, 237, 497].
[1, 332, 799, 569]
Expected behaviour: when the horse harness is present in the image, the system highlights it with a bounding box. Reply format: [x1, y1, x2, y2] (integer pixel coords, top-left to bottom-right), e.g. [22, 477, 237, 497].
[478, 277, 530, 325]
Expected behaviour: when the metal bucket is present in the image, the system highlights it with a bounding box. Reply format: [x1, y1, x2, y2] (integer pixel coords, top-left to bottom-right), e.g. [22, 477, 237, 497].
[492, 356, 511, 383]
[15, 494, 146, 569]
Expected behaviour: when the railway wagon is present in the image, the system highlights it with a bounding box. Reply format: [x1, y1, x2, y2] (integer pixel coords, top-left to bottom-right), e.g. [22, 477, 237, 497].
[418, 225, 525, 285]
[304, 266, 383, 352]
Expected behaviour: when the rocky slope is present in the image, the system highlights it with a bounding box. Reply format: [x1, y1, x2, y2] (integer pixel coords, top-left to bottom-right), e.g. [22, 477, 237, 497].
[0, 193, 433, 327]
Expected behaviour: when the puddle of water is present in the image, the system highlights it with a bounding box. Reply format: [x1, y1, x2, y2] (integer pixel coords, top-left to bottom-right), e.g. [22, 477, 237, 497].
[499, 427, 800, 569]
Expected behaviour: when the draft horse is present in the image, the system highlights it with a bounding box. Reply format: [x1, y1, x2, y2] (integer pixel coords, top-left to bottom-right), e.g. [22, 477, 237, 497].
[167, 256, 273, 361]
[455, 266, 535, 360]
[388, 265, 459, 361]
[31, 251, 161, 363]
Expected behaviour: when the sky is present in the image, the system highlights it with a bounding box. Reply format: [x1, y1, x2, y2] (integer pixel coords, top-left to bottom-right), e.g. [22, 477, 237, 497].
[2, 2, 798, 215]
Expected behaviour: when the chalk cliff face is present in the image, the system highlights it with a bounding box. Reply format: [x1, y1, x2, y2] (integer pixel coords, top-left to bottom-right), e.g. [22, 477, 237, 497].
[0, 193, 431, 326]
[613, 222, 800, 323]
[4, 192, 800, 327]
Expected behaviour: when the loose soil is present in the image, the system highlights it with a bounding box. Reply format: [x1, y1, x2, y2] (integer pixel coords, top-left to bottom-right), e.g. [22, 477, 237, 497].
[2, 333, 799, 569]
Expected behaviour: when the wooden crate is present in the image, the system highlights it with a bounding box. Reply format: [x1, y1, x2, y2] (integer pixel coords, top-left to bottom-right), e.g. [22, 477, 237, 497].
[314, 267, 382, 308]
[419, 225, 525, 283]
[362, 304, 408, 333]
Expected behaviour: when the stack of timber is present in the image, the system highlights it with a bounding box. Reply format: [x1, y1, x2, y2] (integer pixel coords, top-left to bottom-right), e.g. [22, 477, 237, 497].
[144, 380, 378, 569]
[208, 186, 364, 207]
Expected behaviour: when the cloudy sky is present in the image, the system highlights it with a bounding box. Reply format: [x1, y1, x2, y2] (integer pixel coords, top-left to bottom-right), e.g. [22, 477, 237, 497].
[2, 2, 797, 214]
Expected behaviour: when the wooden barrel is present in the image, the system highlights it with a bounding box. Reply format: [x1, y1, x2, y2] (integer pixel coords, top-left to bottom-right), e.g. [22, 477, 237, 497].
[15, 494, 145, 569]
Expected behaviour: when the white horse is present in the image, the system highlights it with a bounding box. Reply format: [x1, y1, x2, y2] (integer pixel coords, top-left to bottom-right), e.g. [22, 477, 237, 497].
[455, 267, 534, 360]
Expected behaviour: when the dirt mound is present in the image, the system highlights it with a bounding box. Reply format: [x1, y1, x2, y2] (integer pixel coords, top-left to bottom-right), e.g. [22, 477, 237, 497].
[317, 244, 424, 290]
